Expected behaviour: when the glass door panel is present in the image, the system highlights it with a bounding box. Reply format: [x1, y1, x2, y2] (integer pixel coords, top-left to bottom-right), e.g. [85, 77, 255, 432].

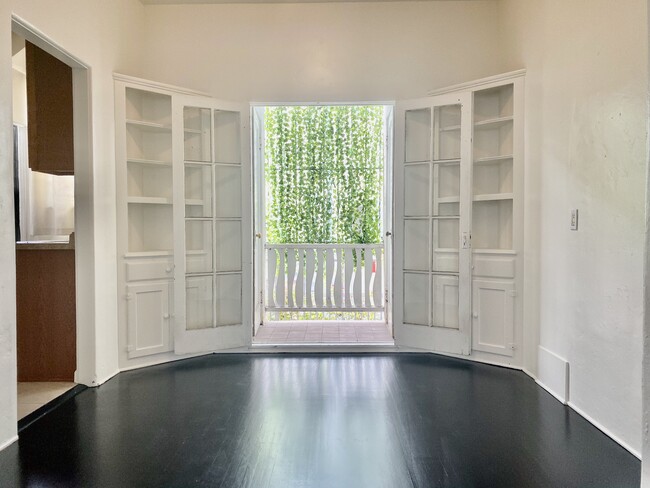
[434, 105, 461, 161]
[214, 165, 242, 218]
[185, 220, 213, 274]
[186, 275, 213, 330]
[184, 107, 211, 162]
[214, 221, 242, 272]
[215, 274, 242, 326]
[396, 93, 470, 354]
[174, 96, 248, 355]
[214, 110, 241, 164]
[185, 163, 213, 218]
[432, 275, 460, 329]
[405, 108, 431, 163]
[432, 104, 461, 278]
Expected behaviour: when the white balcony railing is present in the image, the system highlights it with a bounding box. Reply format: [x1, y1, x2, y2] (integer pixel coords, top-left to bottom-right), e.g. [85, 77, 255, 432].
[265, 244, 384, 312]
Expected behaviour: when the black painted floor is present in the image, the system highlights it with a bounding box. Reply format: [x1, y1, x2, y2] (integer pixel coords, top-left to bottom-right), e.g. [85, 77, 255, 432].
[0, 354, 640, 487]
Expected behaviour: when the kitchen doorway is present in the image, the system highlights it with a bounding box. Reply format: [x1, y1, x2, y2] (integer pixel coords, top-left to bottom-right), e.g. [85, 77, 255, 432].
[11, 17, 93, 427]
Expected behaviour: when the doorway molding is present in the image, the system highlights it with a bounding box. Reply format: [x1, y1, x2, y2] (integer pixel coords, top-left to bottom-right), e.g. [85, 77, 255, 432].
[11, 15, 97, 387]
[250, 102, 394, 337]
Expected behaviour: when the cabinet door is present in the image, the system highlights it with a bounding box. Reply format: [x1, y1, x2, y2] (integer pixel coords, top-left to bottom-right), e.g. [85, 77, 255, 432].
[394, 93, 472, 355]
[26, 41, 74, 175]
[173, 95, 251, 354]
[126, 281, 172, 358]
[472, 279, 514, 356]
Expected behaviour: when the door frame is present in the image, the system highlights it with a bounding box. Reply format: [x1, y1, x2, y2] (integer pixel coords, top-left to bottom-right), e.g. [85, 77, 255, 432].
[11, 15, 96, 386]
[251, 102, 395, 334]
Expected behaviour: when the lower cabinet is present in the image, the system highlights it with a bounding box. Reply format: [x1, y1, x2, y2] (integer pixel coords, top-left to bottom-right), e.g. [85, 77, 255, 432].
[472, 279, 515, 356]
[126, 281, 172, 358]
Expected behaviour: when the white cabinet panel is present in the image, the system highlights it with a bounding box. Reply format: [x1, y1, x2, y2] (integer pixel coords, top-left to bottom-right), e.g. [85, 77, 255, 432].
[126, 281, 172, 358]
[125, 258, 174, 282]
[472, 254, 515, 279]
[472, 279, 515, 356]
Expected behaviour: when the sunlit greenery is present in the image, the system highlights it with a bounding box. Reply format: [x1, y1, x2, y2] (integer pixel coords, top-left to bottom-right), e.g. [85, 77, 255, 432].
[265, 106, 384, 244]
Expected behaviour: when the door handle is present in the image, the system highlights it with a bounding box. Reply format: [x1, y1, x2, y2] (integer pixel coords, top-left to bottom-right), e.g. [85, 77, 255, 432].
[255, 233, 262, 239]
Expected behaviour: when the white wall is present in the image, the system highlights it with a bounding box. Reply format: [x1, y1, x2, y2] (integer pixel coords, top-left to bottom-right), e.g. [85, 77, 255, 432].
[0, 2, 17, 450]
[1, 0, 646, 468]
[141, 1, 502, 102]
[498, 0, 648, 456]
[0, 0, 145, 450]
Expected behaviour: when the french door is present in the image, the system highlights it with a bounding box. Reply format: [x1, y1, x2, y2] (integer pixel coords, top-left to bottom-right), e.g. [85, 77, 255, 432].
[172, 94, 251, 354]
[393, 92, 472, 355]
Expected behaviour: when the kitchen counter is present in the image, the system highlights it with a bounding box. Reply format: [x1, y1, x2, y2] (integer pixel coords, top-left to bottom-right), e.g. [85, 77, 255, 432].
[16, 239, 74, 250]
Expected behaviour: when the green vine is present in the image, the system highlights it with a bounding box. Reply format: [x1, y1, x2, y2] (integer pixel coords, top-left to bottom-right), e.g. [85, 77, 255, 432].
[265, 106, 384, 244]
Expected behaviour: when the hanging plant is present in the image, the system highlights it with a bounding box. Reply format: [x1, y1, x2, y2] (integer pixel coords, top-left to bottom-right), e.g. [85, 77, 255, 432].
[265, 106, 384, 245]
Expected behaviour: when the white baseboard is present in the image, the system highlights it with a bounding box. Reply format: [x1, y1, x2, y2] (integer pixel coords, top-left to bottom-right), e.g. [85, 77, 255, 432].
[568, 400, 641, 460]
[536, 378, 568, 405]
[522, 367, 536, 380]
[537, 346, 569, 404]
[93, 369, 121, 386]
[119, 352, 209, 373]
[0, 435, 18, 452]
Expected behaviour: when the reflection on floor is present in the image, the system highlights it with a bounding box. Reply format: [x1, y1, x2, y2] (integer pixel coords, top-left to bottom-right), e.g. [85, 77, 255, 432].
[0, 354, 640, 487]
[253, 320, 394, 344]
[17, 382, 76, 420]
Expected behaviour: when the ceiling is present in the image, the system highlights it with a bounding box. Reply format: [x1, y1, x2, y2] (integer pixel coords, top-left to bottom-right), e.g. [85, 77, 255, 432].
[141, 0, 468, 4]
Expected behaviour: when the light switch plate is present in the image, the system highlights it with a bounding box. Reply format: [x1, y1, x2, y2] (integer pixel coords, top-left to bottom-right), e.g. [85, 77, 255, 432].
[570, 209, 579, 230]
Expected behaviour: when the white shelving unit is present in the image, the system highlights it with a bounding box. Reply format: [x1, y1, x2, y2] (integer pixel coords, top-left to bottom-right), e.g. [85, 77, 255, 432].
[395, 70, 524, 363]
[115, 76, 250, 363]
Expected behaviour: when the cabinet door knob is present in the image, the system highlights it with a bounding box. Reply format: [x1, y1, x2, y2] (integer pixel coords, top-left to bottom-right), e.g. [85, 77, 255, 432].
[165, 267, 172, 273]
[163, 313, 170, 319]
[473, 312, 479, 319]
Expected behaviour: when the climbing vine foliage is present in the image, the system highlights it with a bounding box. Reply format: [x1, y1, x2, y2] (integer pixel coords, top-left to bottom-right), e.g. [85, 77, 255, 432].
[265, 106, 384, 244]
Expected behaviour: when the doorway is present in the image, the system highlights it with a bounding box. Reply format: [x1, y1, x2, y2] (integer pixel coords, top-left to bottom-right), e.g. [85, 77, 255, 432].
[252, 104, 394, 346]
[11, 16, 94, 425]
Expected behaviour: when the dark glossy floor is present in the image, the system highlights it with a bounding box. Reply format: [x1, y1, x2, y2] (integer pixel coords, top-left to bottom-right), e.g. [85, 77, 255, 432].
[0, 354, 640, 487]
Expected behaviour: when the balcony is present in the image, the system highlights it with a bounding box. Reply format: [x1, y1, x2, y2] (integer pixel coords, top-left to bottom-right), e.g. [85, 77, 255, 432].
[265, 243, 385, 315]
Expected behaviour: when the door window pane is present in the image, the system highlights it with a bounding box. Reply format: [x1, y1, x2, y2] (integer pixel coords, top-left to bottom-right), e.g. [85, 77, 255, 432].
[184, 107, 211, 162]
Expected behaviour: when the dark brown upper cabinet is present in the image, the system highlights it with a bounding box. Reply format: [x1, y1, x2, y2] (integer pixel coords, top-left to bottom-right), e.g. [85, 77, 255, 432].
[26, 41, 74, 175]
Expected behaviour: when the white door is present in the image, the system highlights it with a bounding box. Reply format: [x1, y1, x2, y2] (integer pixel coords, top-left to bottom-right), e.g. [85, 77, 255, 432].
[173, 95, 252, 354]
[252, 107, 264, 334]
[393, 93, 472, 355]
